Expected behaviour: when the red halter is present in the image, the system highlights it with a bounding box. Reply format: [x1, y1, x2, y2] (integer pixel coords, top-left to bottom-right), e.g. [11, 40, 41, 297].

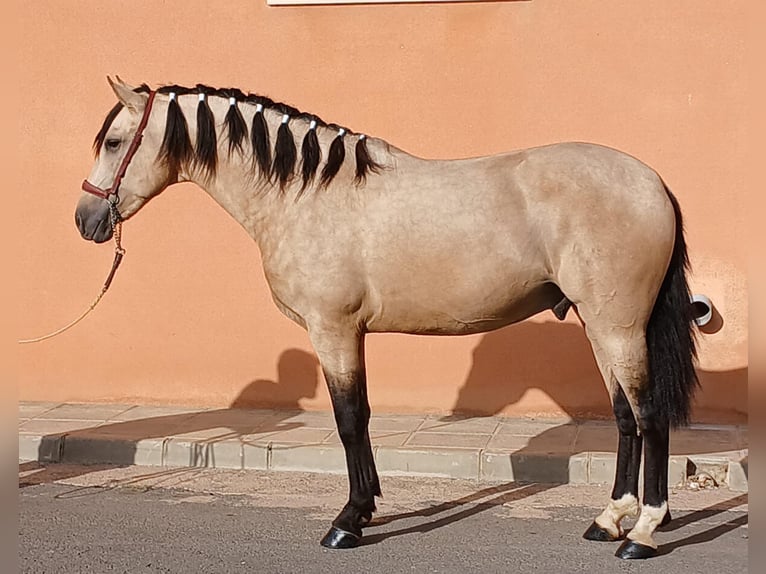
[81, 90, 158, 203]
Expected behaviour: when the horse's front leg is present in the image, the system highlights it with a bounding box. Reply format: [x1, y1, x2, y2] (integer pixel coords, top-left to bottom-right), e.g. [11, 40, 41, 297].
[309, 326, 380, 549]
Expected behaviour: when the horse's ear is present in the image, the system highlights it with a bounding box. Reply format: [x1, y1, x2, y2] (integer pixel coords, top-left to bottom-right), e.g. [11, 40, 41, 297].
[107, 76, 147, 113]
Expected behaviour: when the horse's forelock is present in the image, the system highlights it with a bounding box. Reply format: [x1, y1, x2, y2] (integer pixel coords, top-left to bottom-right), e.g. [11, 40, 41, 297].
[93, 101, 124, 156]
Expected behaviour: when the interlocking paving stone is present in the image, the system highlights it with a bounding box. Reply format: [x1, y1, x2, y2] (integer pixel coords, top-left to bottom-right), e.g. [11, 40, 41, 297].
[277, 410, 337, 429]
[107, 405, 211, 421]
[670, 428, 741, 455]
[323, 430, 412, 447]
[572, 424, 617, 453]
[251, 427, 334, 444]
[419, 416, 501, 434]
[40, 403, 134, 421]
[19, 419, 104, 434]
[406, 432, 492, 449]
[367, 415, 427, 433]
[18, 402, 62, 419]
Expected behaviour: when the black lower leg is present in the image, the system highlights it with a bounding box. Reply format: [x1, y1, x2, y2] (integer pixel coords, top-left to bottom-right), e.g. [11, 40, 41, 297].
[584, 388, 642, 542]
[321, 369, 381, 548]
[616, 406, 670, 559]
[641, 413, 670, 511]
[657, 422, 672, 527]
[611, 388, 642, 501]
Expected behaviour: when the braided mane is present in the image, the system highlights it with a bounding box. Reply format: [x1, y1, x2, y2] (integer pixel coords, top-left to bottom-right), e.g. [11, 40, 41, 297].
[93, 83, 382, 193]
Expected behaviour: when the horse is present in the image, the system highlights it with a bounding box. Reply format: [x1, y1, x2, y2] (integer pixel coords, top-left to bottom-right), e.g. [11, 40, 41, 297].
[76, 77, 698, 560]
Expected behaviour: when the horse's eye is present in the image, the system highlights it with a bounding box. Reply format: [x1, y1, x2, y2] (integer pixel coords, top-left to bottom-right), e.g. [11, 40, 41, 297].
[105, 138, 121, 151]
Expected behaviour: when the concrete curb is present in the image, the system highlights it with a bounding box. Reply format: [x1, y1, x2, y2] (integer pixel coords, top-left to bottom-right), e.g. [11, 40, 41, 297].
[18, 428, 748, 492]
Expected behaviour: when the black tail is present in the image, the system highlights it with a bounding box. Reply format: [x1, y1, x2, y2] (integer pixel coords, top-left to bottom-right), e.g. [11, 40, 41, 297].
[646, 187, 699, 428]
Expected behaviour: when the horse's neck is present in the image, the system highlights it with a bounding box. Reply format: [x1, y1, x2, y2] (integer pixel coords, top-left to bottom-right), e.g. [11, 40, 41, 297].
[173, 95, 399, 244]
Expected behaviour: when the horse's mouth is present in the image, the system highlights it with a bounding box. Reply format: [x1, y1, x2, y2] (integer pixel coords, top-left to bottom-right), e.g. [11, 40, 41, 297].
[75, 202, 114, 244]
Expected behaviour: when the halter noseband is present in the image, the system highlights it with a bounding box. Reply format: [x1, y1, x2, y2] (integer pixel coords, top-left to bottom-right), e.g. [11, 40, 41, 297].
[82, 90, 158, 204]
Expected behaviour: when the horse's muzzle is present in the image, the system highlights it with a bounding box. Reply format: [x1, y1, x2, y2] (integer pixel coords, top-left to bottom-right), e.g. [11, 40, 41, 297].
[75, 199, 114, 243]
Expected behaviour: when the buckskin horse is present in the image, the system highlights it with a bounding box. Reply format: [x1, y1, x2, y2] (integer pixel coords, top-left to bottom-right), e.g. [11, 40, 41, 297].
[76, 78, 698, 559]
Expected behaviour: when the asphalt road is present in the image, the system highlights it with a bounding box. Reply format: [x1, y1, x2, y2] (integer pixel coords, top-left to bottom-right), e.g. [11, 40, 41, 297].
[19, 465, 748, 574]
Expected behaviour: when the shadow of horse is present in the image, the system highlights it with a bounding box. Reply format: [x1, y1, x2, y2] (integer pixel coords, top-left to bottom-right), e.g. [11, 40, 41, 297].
[447, 319, 748, 423]
[364, 320, 747, 549]
[441, 319, 748, 487]
[360, 484, 747, 554]
[20, 348, 320, 487]
[19, 325, 747, 553]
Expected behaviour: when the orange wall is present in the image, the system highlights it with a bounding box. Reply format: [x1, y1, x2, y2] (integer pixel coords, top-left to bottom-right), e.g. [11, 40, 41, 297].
[16, 1, 748, 423]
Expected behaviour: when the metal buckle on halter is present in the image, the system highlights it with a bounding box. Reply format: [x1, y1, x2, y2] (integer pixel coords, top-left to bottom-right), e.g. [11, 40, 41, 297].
[107, 195, 122, 226]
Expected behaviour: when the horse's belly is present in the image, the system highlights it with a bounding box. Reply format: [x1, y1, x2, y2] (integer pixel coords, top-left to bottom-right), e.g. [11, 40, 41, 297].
[364, 281, 562, 335]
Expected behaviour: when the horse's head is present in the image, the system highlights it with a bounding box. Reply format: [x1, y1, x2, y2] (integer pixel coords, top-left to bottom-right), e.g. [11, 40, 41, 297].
[76, 77, 173, 243]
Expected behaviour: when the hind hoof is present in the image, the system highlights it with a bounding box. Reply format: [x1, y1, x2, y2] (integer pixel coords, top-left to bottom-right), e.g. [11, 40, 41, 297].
[615, 539, 658, 560]
[583, 521, 621, 542]
[320, 527, 361, 549]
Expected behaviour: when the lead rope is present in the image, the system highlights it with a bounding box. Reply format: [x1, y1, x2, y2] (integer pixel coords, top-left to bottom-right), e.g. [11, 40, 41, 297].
[18, 201, 126, 344]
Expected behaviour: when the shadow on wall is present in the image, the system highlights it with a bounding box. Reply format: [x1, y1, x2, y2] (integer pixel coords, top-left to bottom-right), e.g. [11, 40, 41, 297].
[20, 349, 321, 486]
[230, 348, 320, 409]
[441, 320, 747, 484]
[447, 320, 748, 424]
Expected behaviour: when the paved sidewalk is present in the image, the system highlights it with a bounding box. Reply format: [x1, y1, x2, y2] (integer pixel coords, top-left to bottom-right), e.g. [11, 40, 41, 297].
[18, 402, 748, 491]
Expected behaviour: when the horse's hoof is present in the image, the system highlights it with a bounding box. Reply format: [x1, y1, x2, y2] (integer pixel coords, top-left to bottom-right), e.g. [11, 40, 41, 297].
[582, 521, 620, 542]
[615, 539, 658, 560]
[320, 527, 361, 549]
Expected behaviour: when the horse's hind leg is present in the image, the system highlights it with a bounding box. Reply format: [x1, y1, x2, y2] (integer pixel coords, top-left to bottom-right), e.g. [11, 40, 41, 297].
[582, 333, 642, 543]
[581, 322, 671, 559]
[616, 405, 671, 559]
[583, 387, 641, 542]
[308, 323, 380, 549]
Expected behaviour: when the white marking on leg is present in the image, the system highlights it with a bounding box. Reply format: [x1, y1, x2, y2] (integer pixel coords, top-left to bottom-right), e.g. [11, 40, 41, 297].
[627, 502, 668, 549]
[594, 493, 639, 539]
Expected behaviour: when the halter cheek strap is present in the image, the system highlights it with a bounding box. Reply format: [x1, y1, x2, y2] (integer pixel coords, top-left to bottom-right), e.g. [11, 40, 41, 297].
[82, 90, 158, 203]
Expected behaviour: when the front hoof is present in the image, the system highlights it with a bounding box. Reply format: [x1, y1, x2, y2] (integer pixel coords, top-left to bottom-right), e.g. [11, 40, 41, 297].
[320, 527, 361, 549]
[583, 521, 621, 542]
[615, 539, 658, 560]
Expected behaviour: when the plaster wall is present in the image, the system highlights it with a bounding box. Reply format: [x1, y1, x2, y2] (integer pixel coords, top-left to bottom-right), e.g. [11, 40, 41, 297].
[16, 1, 748, 423]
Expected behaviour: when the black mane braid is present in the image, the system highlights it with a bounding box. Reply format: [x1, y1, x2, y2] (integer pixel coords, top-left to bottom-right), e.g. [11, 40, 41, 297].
[95, 83, 383, 192]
